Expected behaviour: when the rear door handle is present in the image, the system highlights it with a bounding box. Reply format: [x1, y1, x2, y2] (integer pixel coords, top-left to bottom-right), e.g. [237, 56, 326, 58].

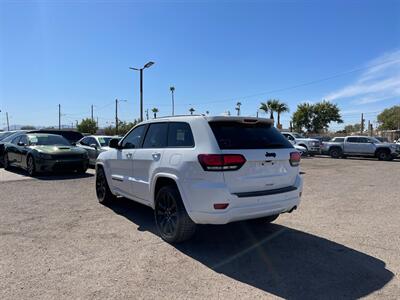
[126, 153, 133, 159]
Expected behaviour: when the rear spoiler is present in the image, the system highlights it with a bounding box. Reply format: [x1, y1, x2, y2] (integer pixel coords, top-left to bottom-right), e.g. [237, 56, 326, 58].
[205, 116, 273, 124]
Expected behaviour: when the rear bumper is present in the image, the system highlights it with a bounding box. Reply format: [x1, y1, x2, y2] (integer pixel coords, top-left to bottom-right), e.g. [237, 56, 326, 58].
[181, 174, 303, 225]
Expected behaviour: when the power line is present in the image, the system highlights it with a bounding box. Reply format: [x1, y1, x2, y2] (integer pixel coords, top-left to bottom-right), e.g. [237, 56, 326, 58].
[148, 57, 400, 107]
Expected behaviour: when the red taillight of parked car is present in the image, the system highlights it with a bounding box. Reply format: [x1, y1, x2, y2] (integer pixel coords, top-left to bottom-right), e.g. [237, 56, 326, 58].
[198, 154, 246, 171]
[289, 152, 301, 167]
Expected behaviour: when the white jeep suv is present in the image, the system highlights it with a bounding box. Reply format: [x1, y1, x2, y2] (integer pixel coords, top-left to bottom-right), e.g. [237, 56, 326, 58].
[95, 116, 303, 243]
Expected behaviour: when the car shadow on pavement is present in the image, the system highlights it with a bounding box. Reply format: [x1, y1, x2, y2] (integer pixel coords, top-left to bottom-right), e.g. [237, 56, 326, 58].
[2, 166, 94, 180]
[105, 198, 394, 299]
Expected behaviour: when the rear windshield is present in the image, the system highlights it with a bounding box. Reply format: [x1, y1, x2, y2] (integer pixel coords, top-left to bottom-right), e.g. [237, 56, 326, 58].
[209, 121, 293, 150]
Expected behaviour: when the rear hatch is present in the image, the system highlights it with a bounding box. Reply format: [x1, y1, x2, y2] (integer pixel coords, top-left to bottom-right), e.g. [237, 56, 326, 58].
[208, 119, 298, 194]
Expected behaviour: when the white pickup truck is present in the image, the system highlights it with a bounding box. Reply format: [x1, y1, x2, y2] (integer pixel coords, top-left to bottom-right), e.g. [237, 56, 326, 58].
[281, 132, 321, 155]
[323, 136, 400, 160]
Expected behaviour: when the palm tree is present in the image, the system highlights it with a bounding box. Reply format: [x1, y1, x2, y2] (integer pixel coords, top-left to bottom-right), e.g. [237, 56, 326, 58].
[189, 107, 195, 115]
[152, 107, 159, 118]
[235, 101, 242, 116]
[267, 99, 280, 120]
[259, 102, 269, 117]
[205, 110, 210, 115]
[275, 102, 290, 129]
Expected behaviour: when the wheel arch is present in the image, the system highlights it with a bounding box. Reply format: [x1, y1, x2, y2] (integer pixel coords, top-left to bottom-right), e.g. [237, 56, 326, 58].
[152, 173, 186, 210]
[374, 147, 390, 156]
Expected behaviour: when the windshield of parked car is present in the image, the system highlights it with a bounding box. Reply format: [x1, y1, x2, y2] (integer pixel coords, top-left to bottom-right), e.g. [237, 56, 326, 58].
[293, 133, 305, 138]
[209, 121, 293, 149]
[28, 134, 70, 146]
[97, 137, 113, 147]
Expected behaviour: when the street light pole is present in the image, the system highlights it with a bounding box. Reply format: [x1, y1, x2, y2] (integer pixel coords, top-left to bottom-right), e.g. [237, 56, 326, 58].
[140, 68, 143, 122]
[6, 112, 10, 131]
[170, 86, 175, 116]
[129, 61, 155, 122]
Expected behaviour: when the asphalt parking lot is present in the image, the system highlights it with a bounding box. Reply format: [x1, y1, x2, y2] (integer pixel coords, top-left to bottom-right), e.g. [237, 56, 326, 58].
[0, 157, 399, 299]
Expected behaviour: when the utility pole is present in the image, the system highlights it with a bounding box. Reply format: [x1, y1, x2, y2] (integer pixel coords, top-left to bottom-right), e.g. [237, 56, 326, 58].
[115, 99, 119, 135]
[76, 120, 78, 128]
[360, 113, 364, 134]
[6, 112, 10, 131]
[91, 105, 94, 122]
[170, 86, 175, 116]
[58, 104, 61, 130]
[368, 120, 371, 136]
[96, 116, 99, 128]
[146, 109, 149, 120]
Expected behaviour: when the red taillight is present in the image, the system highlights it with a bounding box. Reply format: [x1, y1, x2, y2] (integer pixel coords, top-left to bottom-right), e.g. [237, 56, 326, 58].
[198, 154, 246, 171]
[213, 203, 229, 210]
[290, 152, 301, 167]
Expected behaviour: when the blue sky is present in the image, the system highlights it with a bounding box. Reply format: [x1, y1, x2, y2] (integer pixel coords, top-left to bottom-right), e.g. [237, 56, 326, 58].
[0, 0, 399, 130]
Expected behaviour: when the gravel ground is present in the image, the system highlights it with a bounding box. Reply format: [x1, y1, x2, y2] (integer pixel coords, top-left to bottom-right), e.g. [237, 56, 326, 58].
[0, 157, 399, 299]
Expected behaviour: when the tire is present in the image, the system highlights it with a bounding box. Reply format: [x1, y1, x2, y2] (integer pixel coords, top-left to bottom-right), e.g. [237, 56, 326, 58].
[376, 150, 392, 161]
[96, 167, 115, 204]
[154, 185, 196, 243]
[246, 214, 279, 225]
[3, 152, 10, 170]
[329, 147, 342, 159]
[26, 155, 36, 177]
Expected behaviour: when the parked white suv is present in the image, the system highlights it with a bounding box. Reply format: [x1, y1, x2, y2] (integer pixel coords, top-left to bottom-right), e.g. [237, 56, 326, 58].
[95, 116, 303, 243]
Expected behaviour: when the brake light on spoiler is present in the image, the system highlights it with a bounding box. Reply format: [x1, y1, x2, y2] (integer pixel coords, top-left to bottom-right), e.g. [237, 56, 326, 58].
[198, 154, 246, 171]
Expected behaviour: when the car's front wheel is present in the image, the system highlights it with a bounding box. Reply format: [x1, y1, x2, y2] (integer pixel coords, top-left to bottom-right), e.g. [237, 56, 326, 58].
[27, 155, 36, 177]
[376, 149, 392, 161]
[329, 147, 342, 159]
[96, 167, 115, 204]
[155, 185, 196, 243]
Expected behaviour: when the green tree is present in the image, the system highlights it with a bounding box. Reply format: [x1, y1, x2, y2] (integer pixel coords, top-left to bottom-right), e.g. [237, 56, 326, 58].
[189, 107, 195, 115]
[77, 118, 98, 134]
[344, 123, 361, 134]
[259, 102, 270, 117]
[292, 103, 314, 132]
[292, 101, 342, 133]
[21, 125, 36, 130]
[377, 105, 400, 130]
[152, 107, 159, 118]
[311, 101, 343, 132]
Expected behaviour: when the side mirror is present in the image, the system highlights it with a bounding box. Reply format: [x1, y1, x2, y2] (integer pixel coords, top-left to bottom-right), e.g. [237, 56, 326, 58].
[90, 143, 98, 149]
[71, 142, 76, 146]
[109, 138, 121, 149]
[17, 141, 25, 146]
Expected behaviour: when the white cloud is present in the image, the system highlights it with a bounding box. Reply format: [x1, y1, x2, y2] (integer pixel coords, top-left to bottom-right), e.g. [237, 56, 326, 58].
[325, 49, 400, 105]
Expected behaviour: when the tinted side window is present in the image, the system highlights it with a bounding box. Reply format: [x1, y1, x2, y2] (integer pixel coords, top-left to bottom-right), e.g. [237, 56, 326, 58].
[347, 137, 359, 143]
[168, 122, 194, 147]
[122, 125, 145, 149]
[143, 123, 168, 148]
[80, 137, 89, 146]
[209, 121, 293, 149]
[86, 137, 97, 146]
[359, 137, 369, 143]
